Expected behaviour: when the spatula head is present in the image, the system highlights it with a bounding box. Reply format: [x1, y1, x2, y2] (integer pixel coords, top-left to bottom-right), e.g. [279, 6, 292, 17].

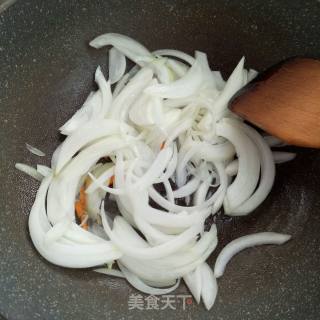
[230, 58, 320, 148]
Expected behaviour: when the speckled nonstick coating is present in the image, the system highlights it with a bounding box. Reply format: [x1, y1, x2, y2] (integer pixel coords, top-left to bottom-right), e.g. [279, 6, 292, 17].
[0, 1, 320, 319]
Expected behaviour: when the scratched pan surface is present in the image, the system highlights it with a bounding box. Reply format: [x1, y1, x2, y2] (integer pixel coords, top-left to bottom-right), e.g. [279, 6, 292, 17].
[0, 1, 320, 319]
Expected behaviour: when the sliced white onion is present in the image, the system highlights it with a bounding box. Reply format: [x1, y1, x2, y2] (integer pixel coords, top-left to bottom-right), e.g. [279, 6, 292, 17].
[212, 71, 225, 90]
[36, 165, 52, 177]
[44, 217, 72, 246]
[191, 141, 235, 163]
[216, 119, 260, 213]
[228, 120, 275, 215]
[119, 225, 217, 282]
[163, 179, 174, 203]
[247, 68, 258, 82]
[90, 33, 152, 66]
[263, 135, 286, 147]
[24, 33, 293, 306]
[15, 163, 43, 181]
[129, 79, 163, 126]
[109, 47, 126, 84]
[142, 56, 175, 84]
[55, 119, 133, 174]
[148, 160, 227, 214]
[214, 232, 291, 278]
[110, 67, 154, 120]
[227, 151, 296, 177]
[118, 262, 180, 295]
[153, 49, 195, 65]
[225, 159, 239, 176]
[173, 178, 200, 198]
[46, 138, 129, 224]
[193, 178, 211, 206]
[200, 263, 218, 310]
[94, 268, 125, 278]
[272, 151, 296, 164]
[130, 146, 173, 190]
[113, 73, 130, 97]
[85, 164, 115, 194]
[213, 57, 245, 118]
[26, 143, 45, 157]
[183, 265, 202, 304]
[95, 66, 112, 117]
[29, 176, 122, 268]
[166, 58, 188, 77]
[101, 211, 203, 260]
[51, 143, 62, 169]
[59, 90, 102, 136]
[144, 54, 203, 99]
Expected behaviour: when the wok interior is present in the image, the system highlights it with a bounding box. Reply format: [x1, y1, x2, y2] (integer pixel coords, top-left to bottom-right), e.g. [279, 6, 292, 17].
[0, 1, 320, 319]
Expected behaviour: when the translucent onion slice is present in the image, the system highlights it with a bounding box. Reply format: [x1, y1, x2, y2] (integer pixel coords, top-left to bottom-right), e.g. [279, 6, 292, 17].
[144, 54, 203, 99]
[51, 143, 62, 169]
[47, 138, 129, 224]
[196, 51, 217, 90]
[228, 120, 275, 215]
[109, 47, 126, 84]
[272, 151, 296, 164]
[173, 178, 200, 198]
[129, 146, 173, 190]
[36, 165, 52, 177]
[213, 57, 245, 118]
[26, 143, 45, 157]
[212, 71, 225, 90]
[183, 265, 202, 304]
[200, 263, 218, 310]
[153, 49, 195, 65]
[216, 119, 260, 213]
[133, 214, 176, 245]
[163, 96, 195, 108]
[214, 232, 291, 278]
[119, 225, 217, 282]
[28, 176, 122, 268]
[192, 141, 235, 164]
[247, 68, 258, 82]
[113, 216, 149, 248]
[148, 160, 227, 214]
[166, 58, 188, 77]
[101, 211, 203, 260]
[263, 135, 286, 147]
[44, 217, 72, 246]
[118, 262, 180, 295]
[109, 67, 154, 120]
[90, 33, 152, 66]
[113, 73, 130, 97]
[94, 268, 125, 278]
[59, 91, 100, 135]
[15, 163, 43, 181]
[95, 66, 112, 117]
[24, 33, 293, 305]
[58, 67, 112, 136]
[55, 119, 133, 173]
[142, 56, 175, 84]
[129, 80, 163, 126]
[85, 165, 115, 194]
[225, 160, 239, 176]
[176, 141, 234, 187]
[193, 178, 211, 206]
[226, 152, 295, 177]
[163, 179, 175, 203]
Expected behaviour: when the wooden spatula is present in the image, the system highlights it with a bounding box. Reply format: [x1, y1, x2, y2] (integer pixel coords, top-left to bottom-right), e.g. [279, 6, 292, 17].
[229, 58, 320, 148]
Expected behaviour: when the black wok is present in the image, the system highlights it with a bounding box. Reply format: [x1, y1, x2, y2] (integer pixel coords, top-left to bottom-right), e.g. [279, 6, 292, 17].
[0, 1, 320, 319]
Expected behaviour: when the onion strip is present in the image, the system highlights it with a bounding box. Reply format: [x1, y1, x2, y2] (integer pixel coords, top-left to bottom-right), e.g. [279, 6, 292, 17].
[214, 232, 291, 278]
